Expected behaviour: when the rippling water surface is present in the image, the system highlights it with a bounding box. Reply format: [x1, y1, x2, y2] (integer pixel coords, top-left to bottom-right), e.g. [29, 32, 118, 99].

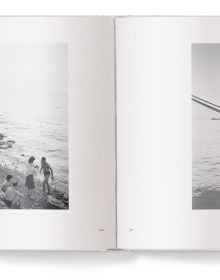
[193, 119, 220, 197]
[0, 93, 68, 193]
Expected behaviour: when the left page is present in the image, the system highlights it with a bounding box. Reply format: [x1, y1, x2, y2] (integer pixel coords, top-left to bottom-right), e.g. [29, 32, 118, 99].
[0, 16, 116, 250]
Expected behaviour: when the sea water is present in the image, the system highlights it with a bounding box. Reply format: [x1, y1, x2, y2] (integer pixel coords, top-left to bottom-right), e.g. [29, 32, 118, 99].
[193, 118, 220, 197]
[0, 92, 68, 193]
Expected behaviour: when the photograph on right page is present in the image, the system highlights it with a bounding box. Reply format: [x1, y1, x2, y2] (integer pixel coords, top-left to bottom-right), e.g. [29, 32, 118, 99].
[192, 43, 220, 209]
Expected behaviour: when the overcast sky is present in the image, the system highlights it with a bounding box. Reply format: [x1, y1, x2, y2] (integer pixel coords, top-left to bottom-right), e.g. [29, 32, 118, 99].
[192, 43, 220, 119]
[0, 44, 67, 103]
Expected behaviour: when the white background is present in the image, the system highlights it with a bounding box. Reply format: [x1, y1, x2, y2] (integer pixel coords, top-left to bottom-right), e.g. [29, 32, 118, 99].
[2, 0, 220, 280]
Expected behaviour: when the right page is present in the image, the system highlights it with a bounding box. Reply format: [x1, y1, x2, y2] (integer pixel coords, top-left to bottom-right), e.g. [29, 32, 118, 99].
[116, 17, 220, 250]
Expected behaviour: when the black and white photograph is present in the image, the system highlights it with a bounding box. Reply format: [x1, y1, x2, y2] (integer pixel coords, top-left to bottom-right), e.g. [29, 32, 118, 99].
[192, 43, 220, 209]
[0, 44, 69, 209]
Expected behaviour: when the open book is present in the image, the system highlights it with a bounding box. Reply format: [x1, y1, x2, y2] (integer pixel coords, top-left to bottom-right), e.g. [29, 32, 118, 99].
[0, 16, 219, 250]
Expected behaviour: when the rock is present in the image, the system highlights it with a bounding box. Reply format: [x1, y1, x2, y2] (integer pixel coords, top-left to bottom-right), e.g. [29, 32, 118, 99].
[0, 133, 4, 140]
[0, 139, 15, 149]
[0, 142, 12, 149]
[7, 140, 15, 144]
[47, 195, 65, 209]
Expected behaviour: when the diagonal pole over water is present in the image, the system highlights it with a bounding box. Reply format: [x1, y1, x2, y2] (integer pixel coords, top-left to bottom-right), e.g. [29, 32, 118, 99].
[192, 95, 220, 113]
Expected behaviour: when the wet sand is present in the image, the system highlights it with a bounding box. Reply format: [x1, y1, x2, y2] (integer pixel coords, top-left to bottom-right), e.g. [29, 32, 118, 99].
[0, 164, 68, 209]
[193, 190, 220, 209]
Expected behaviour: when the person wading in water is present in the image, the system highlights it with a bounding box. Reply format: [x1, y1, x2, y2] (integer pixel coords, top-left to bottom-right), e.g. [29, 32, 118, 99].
[40, 157, 54, 195]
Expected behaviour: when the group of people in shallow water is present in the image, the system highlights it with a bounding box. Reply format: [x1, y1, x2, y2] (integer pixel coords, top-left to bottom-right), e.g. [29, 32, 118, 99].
[0, 157, 54, 208]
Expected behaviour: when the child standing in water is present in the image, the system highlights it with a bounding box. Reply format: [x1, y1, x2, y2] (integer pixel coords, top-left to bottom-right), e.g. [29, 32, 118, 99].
[40, 157, 54, 195]
[25, 156, 37, 199]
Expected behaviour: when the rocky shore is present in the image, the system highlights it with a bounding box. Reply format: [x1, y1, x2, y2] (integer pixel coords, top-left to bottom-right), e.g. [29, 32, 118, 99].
[0, 164, 69, 209]
[0, 133, 15, 150]
[0, 132, 69, 209]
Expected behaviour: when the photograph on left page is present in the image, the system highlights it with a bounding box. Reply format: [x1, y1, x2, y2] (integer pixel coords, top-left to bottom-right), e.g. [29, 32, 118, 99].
[0, 44, 69, 210]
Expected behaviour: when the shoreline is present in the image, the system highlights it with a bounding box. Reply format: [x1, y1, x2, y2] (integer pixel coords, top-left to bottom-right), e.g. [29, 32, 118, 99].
[0, 163, 69, 209]
[0, 132, 69, 194]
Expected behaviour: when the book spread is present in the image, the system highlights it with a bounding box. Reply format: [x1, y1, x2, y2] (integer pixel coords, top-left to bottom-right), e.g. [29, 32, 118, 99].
[0, 16, 219, 250]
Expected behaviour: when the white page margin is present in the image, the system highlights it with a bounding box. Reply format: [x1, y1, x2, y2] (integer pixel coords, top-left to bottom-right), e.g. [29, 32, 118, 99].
[116, 17, 220, 250]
